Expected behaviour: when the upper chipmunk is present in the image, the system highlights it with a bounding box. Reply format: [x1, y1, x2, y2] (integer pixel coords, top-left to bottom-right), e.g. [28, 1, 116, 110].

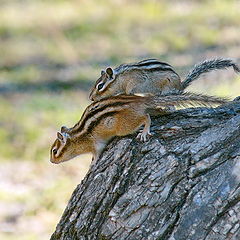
[50, 92, 228, 164]
[89, 58, 240, 101]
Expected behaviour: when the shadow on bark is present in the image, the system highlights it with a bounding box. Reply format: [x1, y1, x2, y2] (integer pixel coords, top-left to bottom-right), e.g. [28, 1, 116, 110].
[51, 99, 240, 240]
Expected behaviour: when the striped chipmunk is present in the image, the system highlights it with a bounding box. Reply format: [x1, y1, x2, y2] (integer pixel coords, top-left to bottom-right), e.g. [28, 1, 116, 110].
[89, 58, 240, 101]
[50, 92, 229, 164]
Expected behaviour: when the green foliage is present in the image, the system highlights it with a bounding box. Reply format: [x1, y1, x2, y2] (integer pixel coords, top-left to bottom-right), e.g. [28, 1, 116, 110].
[0, 0, 239, 65]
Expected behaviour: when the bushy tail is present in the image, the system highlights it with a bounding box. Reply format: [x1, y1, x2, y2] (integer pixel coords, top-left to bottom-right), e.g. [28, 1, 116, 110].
[147, 92, 229, 110]
[182, 58, 240, 90]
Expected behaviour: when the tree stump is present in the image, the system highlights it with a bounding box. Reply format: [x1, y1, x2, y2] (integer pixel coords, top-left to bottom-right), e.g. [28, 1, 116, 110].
[51, 99, 240, 240]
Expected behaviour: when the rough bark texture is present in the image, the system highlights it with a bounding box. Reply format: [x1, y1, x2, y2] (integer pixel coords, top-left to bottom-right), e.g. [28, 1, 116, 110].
[51, 99, 240, 240]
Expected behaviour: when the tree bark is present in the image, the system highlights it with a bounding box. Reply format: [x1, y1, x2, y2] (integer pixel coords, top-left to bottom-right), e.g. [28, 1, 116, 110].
[51, 99, 240, 240]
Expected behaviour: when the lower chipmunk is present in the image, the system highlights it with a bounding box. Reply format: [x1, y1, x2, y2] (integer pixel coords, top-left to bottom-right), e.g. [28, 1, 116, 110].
[50, 92, 228, 164]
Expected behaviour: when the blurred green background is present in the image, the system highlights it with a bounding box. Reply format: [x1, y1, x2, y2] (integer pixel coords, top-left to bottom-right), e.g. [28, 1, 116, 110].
[0, 0, 239, 239]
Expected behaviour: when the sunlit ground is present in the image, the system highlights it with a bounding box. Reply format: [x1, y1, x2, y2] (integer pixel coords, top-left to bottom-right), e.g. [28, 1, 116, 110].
[0, 0, 240, 239]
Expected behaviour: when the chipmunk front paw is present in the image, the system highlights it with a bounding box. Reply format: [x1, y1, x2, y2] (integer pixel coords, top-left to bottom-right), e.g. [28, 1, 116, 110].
[137, 129, 152, 142]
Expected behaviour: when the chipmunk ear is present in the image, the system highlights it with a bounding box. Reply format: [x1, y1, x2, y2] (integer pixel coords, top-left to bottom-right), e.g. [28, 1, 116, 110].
[61, 126, 68, 133]
[57, 132, 64, 141]
[101, 70, 105, 76]
[57, 132, 69, 143]
[106, 67, 114, 79]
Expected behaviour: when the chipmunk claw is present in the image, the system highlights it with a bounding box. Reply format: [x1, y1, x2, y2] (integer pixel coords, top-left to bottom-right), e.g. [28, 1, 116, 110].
[137, 130, 152, 142]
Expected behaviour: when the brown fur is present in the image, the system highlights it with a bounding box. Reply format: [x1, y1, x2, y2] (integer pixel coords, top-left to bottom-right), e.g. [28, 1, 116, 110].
[89, 68, 181, 101]
[50, 93, 228, 164]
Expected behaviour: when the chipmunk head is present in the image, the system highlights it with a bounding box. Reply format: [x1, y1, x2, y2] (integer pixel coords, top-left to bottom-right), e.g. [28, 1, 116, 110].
[50, 126, 94, 164]
[50, 130, 76, 164]
[89, 67, 116, 101]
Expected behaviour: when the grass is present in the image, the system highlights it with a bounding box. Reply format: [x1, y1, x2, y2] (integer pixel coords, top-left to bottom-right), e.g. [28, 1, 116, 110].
[1, 0, 240, 66]
[0, 0, 240, 239]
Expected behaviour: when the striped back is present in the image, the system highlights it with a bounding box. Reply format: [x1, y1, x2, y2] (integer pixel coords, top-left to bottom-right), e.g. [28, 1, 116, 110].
[68, 95, 145, 136]
[114, 59, 176, 75]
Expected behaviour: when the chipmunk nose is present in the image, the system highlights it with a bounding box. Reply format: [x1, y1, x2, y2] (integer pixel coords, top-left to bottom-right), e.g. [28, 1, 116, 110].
[50, 157, 59, 164]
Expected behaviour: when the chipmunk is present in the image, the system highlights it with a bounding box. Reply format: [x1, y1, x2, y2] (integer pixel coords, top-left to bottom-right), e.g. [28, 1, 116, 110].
[50, 92, 228, 164]
[89, 58, 240, 101]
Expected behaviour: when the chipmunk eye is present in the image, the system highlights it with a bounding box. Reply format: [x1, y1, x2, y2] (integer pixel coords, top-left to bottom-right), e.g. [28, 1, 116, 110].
[97, 83, 104, 91]
[52, 148, 58, 155]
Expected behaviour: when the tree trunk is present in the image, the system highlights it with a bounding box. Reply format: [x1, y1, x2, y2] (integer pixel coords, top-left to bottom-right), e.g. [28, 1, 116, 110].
[51, 99, 240, 240]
